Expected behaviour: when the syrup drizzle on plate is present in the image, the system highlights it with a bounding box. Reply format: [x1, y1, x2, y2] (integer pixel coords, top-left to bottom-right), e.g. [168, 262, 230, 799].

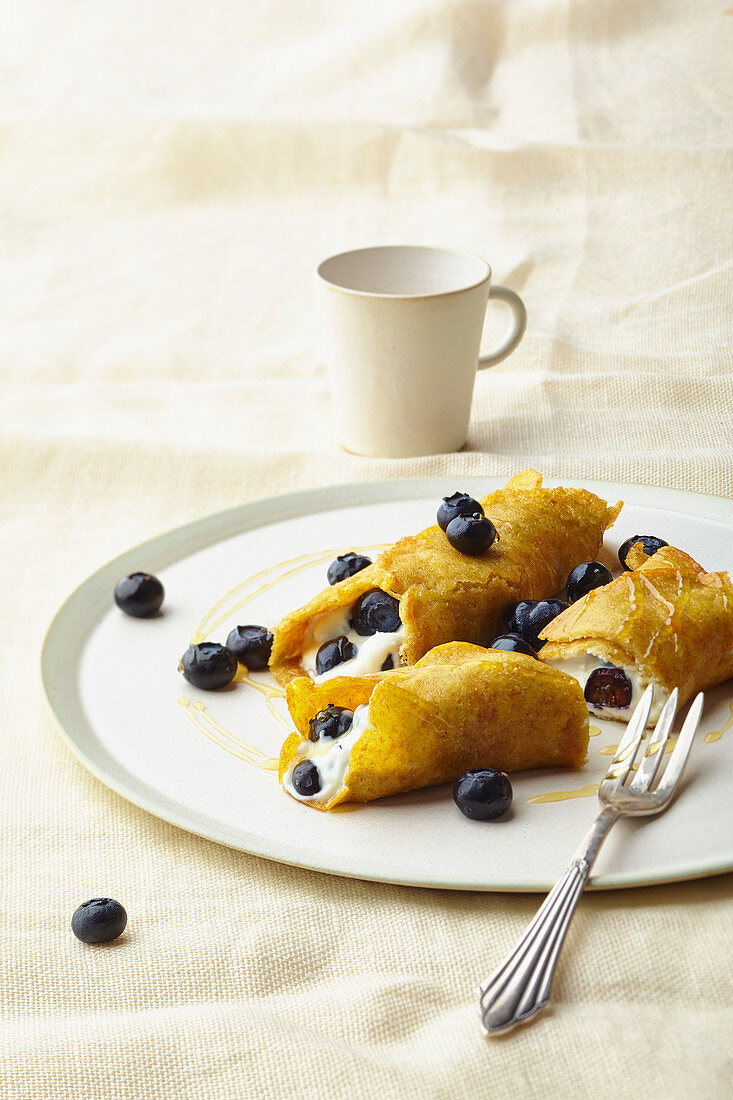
[527, 784, 600, 805]
[178, 697, 279, 772]
[704, 700, 733, 743]
[181, 547, 390, 773]
[191, 544, 390, 643]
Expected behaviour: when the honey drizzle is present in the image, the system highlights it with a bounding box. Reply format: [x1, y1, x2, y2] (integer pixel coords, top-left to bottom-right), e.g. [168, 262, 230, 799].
[600, 737, 676, 758]
[193, 554, 335, 642]
[588, 725, 601, 737]
[192, 550, 333, 640]
[181, 545, 388, 770]
[178, 697, 279, 771]
[192, 543, 391, 643]
[531, 725, 678, 803]
[704, 700, 733, 743]
[528, 784, 599, 804]
[234, 666, 285, 698]
[266, 696, 292, 730]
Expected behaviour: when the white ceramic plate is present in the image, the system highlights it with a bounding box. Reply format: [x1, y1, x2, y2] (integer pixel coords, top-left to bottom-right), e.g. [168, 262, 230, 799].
[42, 477, 733, 892]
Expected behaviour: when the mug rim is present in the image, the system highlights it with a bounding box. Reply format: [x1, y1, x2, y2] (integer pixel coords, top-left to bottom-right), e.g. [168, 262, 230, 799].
[315, 244, 492, 300]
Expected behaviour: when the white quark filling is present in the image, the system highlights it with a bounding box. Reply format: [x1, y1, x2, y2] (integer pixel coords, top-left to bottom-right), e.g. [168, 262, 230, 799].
[301, 607, 404, 682]
[544, 653, 667, 724]
[284, 703, 371, 802]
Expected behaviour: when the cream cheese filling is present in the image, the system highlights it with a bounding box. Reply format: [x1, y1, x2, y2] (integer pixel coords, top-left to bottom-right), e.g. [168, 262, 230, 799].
[301, 607, 404, 682]
[543, 652, 667, 723]
[283, 703, 370, 802]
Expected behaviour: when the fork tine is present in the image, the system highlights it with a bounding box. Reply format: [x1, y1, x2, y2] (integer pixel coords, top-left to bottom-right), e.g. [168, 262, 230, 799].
[652, 692, 704, 806]
[602, 685, 654, 787]
[628, 688, 679, 793]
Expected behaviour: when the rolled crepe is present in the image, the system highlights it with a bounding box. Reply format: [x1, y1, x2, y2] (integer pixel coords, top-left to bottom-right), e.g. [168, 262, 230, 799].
[269, 470, 622, 685]
[540, 544, 733, 724]
[279, 641, 590, 810]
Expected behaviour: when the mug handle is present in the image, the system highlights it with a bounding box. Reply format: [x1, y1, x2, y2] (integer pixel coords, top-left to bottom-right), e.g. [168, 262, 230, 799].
[478, 285, 527, 369]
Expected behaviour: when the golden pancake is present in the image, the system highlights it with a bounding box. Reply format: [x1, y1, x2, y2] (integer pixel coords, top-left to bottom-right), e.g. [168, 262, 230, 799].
[279, 642, 589, 810]
[270, 470, 621, 685]
[540, 545, 733, 723]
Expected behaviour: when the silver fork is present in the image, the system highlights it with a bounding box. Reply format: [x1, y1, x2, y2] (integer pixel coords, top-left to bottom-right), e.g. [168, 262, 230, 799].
[477, 685, 704, 1036]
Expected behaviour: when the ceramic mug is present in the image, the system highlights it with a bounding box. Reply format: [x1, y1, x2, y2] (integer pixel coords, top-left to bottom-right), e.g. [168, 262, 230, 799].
[315, 245, 527, 458]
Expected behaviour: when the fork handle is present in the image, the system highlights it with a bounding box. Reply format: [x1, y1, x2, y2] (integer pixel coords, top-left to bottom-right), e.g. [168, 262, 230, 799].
[478, 807, 619, 1035]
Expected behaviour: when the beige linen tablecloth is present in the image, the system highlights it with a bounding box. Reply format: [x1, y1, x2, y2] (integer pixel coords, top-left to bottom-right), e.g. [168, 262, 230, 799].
[2, 1, 732, 1096]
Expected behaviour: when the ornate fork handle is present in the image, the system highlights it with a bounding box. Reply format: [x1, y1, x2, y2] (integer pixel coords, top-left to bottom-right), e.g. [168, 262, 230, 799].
[478, 806, 619, 1035]
[479, 689, 703, 1036]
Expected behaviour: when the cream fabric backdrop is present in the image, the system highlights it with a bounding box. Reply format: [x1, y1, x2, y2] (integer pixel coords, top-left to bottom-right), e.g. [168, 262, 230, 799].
[2, 0, 732, 1097]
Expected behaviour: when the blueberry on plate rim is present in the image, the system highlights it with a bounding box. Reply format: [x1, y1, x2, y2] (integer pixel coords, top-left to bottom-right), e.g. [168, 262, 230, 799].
[309, 704, 354, 742]
[114, 572, 164, 618]
[226, 624, 274, 670]
[315, 636, 357, 675]
[445, 513, 498, 556]
[618, 534, 668, 571]
[565, 561, 613, 604]
[179, 642, 238, 689]
[350, 589, 401, 636]
[437, 492, 484, 532]
[327, 552, 372, 585]
[71, 898, 127, 944]
[488, 633, 538, 658]
[453, 769, 513, 821]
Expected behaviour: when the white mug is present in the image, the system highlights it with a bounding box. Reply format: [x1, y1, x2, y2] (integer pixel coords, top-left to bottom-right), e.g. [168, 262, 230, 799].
[315, 245, 527, 458]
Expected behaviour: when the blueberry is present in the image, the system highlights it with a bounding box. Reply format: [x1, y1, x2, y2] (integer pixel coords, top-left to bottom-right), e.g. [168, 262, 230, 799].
[350, 589, 401, 636]
[618, 535, 668, 570]
[522, 599, 568, 650]
[566, 561, 613, 603]
[584, 667, 632, 709]
[327, 553, 372, 585]
[226, 625, 274, 670]
[114, 572, 164, 618]
[505, 600, 537, 635]
[489, 633, 538, 659]
[179, 642, 238, 689]
[453, 769, 513, 821]
[445, 513, 498, 556]
[381, 655, 394, 671]
[71, 898, 127, 944]
[309, 704, 354, 742]
[292, 760, 321, 797]
[315, 636, 357, 675]
[437, 492, 484, 532]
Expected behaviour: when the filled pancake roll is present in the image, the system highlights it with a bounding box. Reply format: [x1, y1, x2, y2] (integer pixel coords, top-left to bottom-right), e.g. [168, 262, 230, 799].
[540, 544, 733, 724]
[279, 642, 590, 810]
[269, 470, 622, 686]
